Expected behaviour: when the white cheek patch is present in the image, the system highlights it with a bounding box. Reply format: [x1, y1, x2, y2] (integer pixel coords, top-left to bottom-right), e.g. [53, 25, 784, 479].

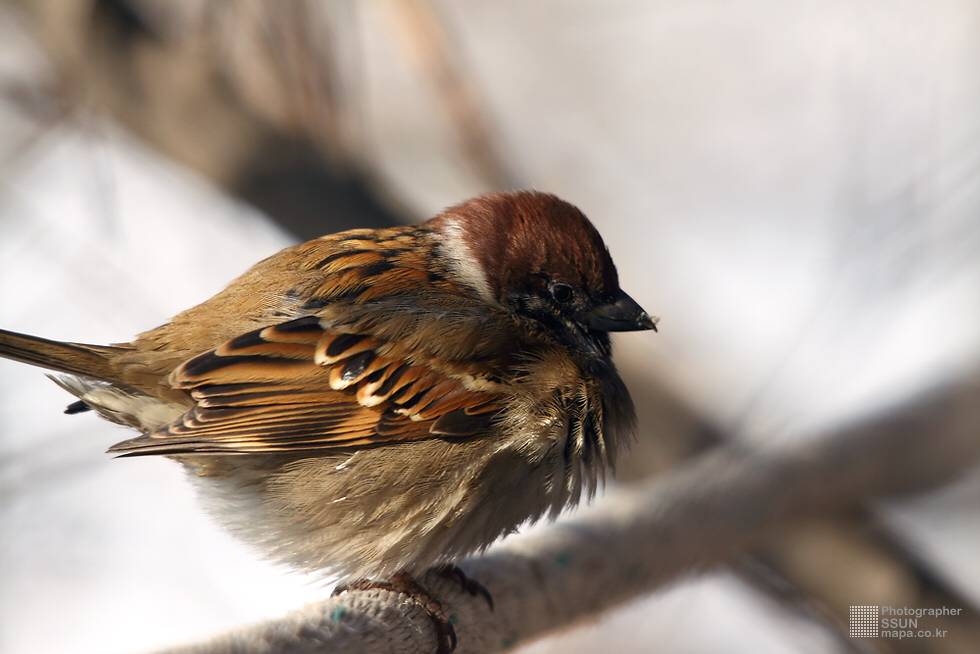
[438, 219, 496, 303]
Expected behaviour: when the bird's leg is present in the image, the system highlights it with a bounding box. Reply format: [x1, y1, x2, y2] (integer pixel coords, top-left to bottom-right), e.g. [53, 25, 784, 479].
[432, 564, 494, 611]
[333, 572, 457, 654]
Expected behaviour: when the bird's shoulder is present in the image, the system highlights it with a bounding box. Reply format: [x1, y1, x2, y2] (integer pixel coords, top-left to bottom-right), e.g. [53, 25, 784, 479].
[122, 225, 499, 370]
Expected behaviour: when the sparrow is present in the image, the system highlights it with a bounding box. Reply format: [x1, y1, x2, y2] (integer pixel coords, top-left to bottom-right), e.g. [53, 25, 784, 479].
[0, 191, 656, 651]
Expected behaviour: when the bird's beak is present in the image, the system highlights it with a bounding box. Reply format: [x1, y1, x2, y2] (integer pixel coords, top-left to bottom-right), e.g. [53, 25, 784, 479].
[585, 291, 659, 332]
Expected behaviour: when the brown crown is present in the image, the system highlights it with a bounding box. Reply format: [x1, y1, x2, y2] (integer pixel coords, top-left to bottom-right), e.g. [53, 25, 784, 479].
[430, 191, 620, 301]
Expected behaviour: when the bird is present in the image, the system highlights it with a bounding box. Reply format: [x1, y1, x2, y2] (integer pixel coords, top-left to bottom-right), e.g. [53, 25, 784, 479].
[0, 190, 656, 652]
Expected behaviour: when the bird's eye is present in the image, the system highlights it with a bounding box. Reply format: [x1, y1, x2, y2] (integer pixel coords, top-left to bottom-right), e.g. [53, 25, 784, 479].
[550, 283, 574, 304]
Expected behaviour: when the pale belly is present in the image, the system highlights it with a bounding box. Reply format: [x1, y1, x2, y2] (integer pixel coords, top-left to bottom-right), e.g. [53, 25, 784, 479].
[181, 435, 588, 579]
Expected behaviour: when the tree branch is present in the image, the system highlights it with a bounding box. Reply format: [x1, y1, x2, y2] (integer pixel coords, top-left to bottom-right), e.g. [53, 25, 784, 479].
[165, 371, 980, 653]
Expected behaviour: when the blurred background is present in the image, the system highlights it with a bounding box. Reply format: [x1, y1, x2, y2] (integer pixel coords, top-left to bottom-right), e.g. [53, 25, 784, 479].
[1, 1, 979, 652]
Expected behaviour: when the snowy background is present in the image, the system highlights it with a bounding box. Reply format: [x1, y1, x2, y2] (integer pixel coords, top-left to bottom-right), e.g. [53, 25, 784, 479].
[1, 2, 979, 652]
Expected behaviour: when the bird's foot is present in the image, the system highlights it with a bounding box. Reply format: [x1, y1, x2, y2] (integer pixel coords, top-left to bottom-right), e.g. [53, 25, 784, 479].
[432, 564, 494, 611]
[333, 572, 457, 654]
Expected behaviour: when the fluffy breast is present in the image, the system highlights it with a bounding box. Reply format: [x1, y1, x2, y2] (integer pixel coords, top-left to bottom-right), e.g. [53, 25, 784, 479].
[180, 353, 632, 579]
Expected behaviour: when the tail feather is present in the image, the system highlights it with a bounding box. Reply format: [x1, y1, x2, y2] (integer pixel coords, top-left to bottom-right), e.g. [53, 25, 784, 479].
[0, 328, 121, 381]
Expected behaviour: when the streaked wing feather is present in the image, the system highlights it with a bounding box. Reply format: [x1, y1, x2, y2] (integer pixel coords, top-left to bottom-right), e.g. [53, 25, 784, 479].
[109, 316, 502, 457]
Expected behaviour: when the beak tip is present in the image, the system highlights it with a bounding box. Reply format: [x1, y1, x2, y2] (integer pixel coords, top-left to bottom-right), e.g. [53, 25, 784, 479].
[585, 292, 660, 332]
[640, 313, 659, 332]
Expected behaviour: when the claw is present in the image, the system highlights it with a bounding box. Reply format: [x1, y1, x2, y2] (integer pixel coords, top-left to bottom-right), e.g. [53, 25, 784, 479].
[333, 572, 457, 653]
[433, 564, 494, 611]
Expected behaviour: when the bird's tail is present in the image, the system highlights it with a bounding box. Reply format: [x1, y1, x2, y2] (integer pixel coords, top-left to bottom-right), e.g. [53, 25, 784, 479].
[0, 328, 122, 381]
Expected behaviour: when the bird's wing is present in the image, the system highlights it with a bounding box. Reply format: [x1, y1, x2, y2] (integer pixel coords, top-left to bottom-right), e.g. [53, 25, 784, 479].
[107, 316, 504, 457]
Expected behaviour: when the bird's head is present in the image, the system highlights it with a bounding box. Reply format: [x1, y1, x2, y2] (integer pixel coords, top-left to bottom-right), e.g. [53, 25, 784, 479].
[430, 191, 657, 359]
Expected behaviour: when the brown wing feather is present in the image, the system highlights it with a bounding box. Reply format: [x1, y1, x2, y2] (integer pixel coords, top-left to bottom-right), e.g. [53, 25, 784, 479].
[108, 316, 503, 456]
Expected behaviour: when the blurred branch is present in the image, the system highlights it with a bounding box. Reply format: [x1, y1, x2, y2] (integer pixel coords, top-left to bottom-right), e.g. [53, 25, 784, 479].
[381, 0, 519, 190]
[622, 371, 980, 654]
[17, 0, 520, 235]
[167, 371, 980, 654]
[757, 513, 980, 654]
[19, 0, 404, 238]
